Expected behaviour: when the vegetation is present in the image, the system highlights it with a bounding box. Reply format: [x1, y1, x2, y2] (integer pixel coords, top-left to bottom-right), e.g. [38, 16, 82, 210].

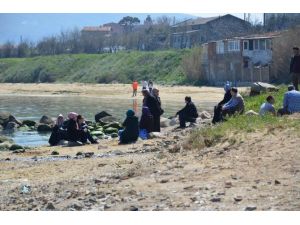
[0, 50, 202, 84]
[188, 86, 300, 149]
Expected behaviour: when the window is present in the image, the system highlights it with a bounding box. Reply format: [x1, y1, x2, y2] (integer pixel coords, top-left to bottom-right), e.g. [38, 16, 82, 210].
[228, 40, 240, 52]
[260, 39, 266, 50]
[254, 40, 259, 50]
[216, 41, 224, 54]
[243, 40, 249, 50]
[266, 39, 271, 50]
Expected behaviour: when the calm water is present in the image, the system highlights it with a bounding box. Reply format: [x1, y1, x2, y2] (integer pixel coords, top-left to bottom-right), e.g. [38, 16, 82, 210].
[0, 95, 216, 147]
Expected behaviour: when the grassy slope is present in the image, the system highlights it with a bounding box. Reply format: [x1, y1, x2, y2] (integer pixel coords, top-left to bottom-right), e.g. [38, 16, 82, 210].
[0, 50, 189, 84]
[189, 86, 300, 149]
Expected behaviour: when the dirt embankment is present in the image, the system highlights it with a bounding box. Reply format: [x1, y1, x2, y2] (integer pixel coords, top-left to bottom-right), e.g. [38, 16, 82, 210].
[0, 123, 299, 211]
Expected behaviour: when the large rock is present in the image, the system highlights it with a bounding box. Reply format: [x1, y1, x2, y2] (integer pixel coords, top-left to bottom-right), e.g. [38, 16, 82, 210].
[250, 82, 279, 96]
[160, 117, 171, 128]
[103, 122, 122, 130]
[95, 111, 112, 122]
[100, 116, 118, 124]
[22, 120, 36, 127]
[39, 115, 54, 125]
[104, 127, 118, 134]
[0, 112, 22, 127]
[9, 144, 24, 151]
[37, 124, 52, 132]
[199, 111, 211, 119]
[5, 122, 18, 130]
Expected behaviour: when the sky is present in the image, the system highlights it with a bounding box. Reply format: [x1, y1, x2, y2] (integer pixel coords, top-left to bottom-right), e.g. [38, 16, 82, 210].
[0, 13, 264, 44]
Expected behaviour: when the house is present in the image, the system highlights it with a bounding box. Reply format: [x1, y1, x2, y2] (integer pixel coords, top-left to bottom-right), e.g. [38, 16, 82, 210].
[201, 31, 282, 85]
[81, 22, 124, 38]
[171, 14, 251, 49]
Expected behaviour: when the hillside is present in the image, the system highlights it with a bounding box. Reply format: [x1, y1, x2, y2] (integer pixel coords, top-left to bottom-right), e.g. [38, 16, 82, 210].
[0, 50, 191, 84]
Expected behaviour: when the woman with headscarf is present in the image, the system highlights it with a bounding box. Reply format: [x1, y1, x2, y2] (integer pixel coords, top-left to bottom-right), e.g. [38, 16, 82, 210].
[49, 114, 67, 146]
[77, 115, 98, 144]
[118, 109, 139, 144]
[139, 106, 154, 134]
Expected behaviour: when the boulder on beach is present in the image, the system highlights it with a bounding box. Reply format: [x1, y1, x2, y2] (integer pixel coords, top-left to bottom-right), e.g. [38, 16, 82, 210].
[200, 111, 212, 119]
[250, 82, 279, 96]
[103, 122, 122, 130]
[90, 130, 104, 136]
[22, 120, 36, 127]
[39, 115, 54, 125]
[160, 117, 171, 128]
[104, 127, 119, 134]
[95, 111, 112, 122]
[0, 112, 22, 127]
[9, 144, 24, 151]
[5, 122, 18, 131]
[100, 116, 118, 124]
[37, 124, 52, 132]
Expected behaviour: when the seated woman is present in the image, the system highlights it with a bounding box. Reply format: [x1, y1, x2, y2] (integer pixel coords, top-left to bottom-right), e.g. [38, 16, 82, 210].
[49, 114, 67, 146]
[77, 115, 98, 144]
[119, 110, 139, 144]
[139, 106, 154, 135]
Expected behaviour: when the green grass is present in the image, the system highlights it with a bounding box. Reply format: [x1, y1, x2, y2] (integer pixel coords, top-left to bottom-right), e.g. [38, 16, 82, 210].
[0, 50, 192, 84]
[188, 86, 300, 149]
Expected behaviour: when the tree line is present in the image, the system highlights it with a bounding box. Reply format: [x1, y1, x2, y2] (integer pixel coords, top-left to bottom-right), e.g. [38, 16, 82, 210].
[0, 15, 174, 58]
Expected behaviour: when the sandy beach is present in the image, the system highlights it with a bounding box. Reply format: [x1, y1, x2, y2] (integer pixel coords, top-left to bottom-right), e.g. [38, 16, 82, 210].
[0, 83, 299, 211]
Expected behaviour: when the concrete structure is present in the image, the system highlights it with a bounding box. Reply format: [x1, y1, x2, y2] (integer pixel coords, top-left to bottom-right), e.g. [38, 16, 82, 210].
[171, 14, 251, 49]
[202, 32, 282, 85]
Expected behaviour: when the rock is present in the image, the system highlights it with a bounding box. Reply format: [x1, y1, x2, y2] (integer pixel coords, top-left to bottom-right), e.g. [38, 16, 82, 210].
[76, 152, 83, 156]
[104, 127, 118, 134]
[245, 110, 259, 116]
[39, 115, 54, 125]
[173, 135, 180, 140]
[129, 206, 139, 211]
[5, 158, 11, 161]
[95, 111, 112, 122]
[274, 180, 281, 185]
[13, 149, 25, 154]
[100, 116, 118, 124]
[18, 125, 31, 132]
[245, 206, 257, 211]
[51, 151, 59, 156]
[225, 181, 232, 188]
[168, 145, 181, 153]
[148, 132, 162, 139]
[37, 124, 52, 132]
[90, 130, 104, 136]
[45, 202, 56, 210]
[9, 144, 24, 151]
[5, 122, 18, 130]
[84, 152, 94, 158]
[68, 141, 83, 147]
[250, 82, 279, 96]
[210, 197, 221, 202]
[69, 201, 83, 211]
[0, 136, 13, 144]
[0, 112, 11, 126]
[200, 111, 211, 119]
[103, 122, 122, 130]
[22, 120, 36, 127]
[160, 117, 171, 128]
[234, 196, 243, 202]
[112, 150, 124, 155]
[111, 133, 118, 138]
[159, 179, 169, 183]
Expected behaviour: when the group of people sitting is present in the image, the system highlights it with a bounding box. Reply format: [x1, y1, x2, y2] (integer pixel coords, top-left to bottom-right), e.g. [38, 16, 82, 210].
[49, 112, 98, 146]
[212, 82, 300, 124]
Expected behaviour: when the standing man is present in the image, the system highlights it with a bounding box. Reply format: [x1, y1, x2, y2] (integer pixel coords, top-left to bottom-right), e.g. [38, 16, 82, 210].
[290, 46, 300, 91]
[132, 80, 138, 97]
[142, 89, 161, 132]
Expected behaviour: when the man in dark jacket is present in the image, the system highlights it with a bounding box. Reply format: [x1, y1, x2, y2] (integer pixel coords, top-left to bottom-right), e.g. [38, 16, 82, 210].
[212, 82, 232, 124]
[142, 89, 162, 132]
[290, 46, 300, 91]
[176, 96, 199, 128]
[119, 110, 139, 144]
